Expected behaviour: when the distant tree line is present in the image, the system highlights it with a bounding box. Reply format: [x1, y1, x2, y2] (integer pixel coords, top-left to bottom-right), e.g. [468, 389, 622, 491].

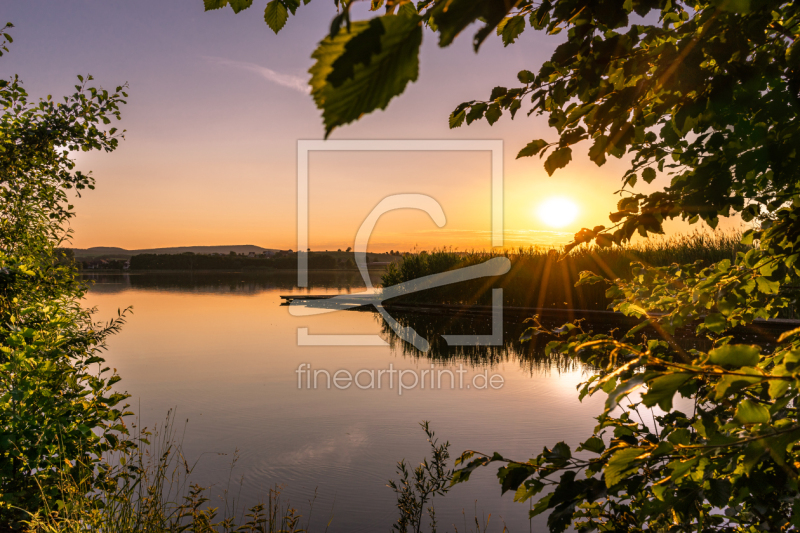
[80, 259, 127, 270]
[129, 252, 351, 270]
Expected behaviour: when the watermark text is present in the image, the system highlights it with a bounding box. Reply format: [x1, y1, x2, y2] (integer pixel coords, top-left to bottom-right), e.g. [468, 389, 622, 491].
[295, 363, 504, 394]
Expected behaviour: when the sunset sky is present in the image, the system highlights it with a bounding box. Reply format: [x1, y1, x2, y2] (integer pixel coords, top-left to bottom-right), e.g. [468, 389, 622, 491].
[5, 1, 736, 252]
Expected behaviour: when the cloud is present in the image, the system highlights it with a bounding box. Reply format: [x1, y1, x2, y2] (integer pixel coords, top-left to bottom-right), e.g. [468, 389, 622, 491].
[204, 56, 310, 94]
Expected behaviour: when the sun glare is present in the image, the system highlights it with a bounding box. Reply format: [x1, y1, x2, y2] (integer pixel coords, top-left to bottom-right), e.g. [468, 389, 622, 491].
[538, 197, 579, 228]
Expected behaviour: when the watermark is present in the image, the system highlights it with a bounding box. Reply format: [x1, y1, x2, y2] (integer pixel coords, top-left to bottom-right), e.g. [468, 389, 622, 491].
[295, 363, 504, 395]
[293, 140, 506, 352]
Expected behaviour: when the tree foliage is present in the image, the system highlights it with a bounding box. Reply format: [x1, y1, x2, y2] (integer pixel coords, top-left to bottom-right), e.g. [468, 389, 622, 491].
[0, 23, 133, 527]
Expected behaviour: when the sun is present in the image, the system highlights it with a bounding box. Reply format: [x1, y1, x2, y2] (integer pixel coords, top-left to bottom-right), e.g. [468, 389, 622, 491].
[537, 197, 579, 228]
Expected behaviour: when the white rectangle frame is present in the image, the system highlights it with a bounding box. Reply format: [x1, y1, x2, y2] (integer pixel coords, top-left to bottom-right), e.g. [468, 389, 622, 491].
[296, 139, 504, 287]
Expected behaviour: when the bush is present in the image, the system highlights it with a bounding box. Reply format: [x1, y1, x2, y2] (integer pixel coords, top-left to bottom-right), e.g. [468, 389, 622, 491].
[0, 24, 132, 527]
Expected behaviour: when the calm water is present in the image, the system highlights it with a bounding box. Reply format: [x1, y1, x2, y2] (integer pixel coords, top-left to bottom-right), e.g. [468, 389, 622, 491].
[84, 271, 607, 532]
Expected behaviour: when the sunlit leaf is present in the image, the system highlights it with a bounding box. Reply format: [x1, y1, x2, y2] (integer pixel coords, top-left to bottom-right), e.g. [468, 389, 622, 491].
[735, 399, 770, 425]
[641, 373, 691, 411]
[708, 344, 760, 368]
[605, 447, 645, 488]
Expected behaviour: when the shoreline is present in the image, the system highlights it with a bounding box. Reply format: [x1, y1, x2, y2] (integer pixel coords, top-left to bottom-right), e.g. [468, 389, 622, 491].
[79, 267, 388, 274]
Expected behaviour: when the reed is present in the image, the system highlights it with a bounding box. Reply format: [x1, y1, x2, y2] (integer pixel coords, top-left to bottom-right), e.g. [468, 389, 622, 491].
[380, 231, 750, 310]
[23, 412, 321, 533]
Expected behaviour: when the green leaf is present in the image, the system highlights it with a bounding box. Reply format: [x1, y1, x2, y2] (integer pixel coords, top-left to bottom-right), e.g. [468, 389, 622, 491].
[708, 344, 760, 368]
[735, 399, 770, 425]
[756, 276, 780, 295]
[310, 15, 422, 137]
[604, 447, 645, 488]
[588, 135, 608, 165]
[778, 327, 800, 343]
[449, 109, 466, 128]
[760, 261, 778, 277]
[578, 436, 605, 454]
[229, 0, 254, 13]
[489, 86, 506, 101]
[327, 19, 385, 87]
[264, 0, 289, 33]
[530, 492, 553, 517]
[606, 375, 646, 412]
[768, 379, 790, 399]
[642, 167, 656, 183]
[485, 103, 502, 125]
[703, 313, 727, 334]
[204, 0, 229, 10]
[517, 70, 535, 83]
[451, 455, 491, 484]
[517, 139, 548, 159]
[714, 372, 763, 400]
[575, 271, 604, 286]
[398, 2, 416, 17]
[543, 147, 572, 176]
[514, 478, 545, 503]
[641, 373, 691, 411]
[712, 0, 751, 13]
[499, 463, 537, 494]
[543, 441, 572, 465]
[500, 16, 525, 46]
[668, 456, 699, 481]
[625, 303, 648, 317]
[706, 478, 732, 507]
[466, 102, 487, 124]
[285, 0, 300, 14]
[430, 0, 514, 51]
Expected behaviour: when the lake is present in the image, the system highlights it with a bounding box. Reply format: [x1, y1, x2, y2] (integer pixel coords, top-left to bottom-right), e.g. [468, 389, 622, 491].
[84, 271, 608, 532]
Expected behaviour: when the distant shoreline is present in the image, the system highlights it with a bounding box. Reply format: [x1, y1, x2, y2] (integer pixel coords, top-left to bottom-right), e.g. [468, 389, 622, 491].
[79, 267, 389, 274]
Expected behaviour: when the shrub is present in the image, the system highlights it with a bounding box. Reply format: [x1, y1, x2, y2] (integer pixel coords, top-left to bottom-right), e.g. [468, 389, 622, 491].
[0, 24, 132, 527]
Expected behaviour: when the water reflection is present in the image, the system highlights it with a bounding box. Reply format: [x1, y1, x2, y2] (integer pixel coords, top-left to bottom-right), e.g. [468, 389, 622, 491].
[84, 272, 584, 372]
[375, 310, 582, 373]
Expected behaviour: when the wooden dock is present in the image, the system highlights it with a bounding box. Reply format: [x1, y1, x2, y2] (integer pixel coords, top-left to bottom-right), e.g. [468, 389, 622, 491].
[280, 295, 339, 302]
[279, 294, 800, 332]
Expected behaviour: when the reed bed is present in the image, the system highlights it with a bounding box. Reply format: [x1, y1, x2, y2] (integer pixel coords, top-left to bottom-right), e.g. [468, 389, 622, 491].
[380, 231, 750, 309]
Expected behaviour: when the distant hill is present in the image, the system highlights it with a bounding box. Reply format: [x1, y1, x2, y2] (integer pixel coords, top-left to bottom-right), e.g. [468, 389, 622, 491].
[71, 245, 282, 259]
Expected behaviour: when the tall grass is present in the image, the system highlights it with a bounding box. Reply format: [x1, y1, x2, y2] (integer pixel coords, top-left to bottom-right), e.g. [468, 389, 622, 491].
[380, 231, 750, 310]
[24, 412, 322, 533]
